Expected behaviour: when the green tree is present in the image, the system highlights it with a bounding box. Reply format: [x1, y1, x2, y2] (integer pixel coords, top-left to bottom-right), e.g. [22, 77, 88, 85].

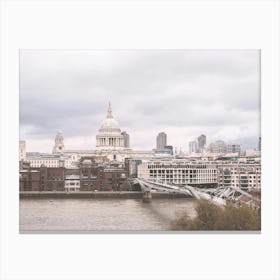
[171, 200, 261, 231]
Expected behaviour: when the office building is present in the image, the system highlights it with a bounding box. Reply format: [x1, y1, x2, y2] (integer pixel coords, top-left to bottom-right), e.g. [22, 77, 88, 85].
[226, 144, 241, 153]
[121, 131, 130, 148]
[137, 159, 261, 190]
[189, 140, 198, 154]
[208, 140, 227, 153]
[197, 134, 206, 152]
[217, 162, 261, 190]
[138, 160, 218, 187]
[156, 132, 167, 150]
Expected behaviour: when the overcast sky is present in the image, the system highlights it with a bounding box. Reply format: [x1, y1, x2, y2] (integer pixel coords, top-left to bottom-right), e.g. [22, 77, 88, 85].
[20, 49, 260, 153]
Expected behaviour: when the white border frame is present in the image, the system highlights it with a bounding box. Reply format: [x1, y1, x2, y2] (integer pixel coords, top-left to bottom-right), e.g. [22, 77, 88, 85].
[1, 1, 279, 280]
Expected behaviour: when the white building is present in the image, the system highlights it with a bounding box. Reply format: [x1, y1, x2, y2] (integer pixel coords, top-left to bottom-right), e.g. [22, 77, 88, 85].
[217, 162, 261, 190]
[25, 153, 73, 168]
[64, 172, 80, 192]
[137, 159, 261, 190]
[19, 140, 26, 161]
[189, 140, 198, 154]
[138, 160, 218, 187]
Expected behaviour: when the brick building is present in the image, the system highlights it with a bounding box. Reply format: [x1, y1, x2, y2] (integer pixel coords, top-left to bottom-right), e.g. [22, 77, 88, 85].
[20, 169, 40, 191]
[20, 166, 65, 191]
[19, 157, 130, 192]
[102, 162, 129, 191]
[78, 158, 104, 191]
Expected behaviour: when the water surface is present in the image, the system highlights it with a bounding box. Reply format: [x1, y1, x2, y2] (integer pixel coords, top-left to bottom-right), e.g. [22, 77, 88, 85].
[19, 198, 198, 231]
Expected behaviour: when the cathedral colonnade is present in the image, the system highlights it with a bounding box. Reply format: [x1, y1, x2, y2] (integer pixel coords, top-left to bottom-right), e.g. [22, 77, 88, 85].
[96, 136, 124, 147]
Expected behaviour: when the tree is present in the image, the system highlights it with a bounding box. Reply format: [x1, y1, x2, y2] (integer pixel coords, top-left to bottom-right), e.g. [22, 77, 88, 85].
[170, 200, 261, 231]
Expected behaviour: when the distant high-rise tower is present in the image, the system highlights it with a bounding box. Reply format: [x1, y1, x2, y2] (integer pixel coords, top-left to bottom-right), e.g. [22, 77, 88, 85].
[197, 134, 206, 152]
[52, 130, 64, 154]
[121, 131, 130, 148]
[258, 137, 261, 151]
[226, 143, 241, 153]
[208, 140, 226, 153]
[156, 132, 167, 150]
[189, 140, 198, 154]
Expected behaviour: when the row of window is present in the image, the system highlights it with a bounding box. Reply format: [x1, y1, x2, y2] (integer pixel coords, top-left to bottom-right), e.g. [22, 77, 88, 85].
[220, 169, 261, 173]
[154, 179, 217, 183]
[65, 182, 80, 186]
[147, 165, 209, 169]
[150, 175, 217, 178]
[150, 175, 217, 181]
[220, 180, 261, 183]
[149, 169, 217, 173]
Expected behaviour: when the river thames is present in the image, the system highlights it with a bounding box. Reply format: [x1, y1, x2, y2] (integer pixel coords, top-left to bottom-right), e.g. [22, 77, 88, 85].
[19, 198, 198, 232]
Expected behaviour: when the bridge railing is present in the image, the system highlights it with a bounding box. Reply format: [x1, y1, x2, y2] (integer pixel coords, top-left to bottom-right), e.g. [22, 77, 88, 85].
[134, 178, 260, 208]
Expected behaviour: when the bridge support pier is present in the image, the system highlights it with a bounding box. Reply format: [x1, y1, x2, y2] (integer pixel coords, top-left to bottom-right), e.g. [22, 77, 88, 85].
[142, 191, 152, 203]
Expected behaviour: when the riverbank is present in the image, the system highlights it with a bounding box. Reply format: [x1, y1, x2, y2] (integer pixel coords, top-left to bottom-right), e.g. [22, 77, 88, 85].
[19, 191, 191, 199]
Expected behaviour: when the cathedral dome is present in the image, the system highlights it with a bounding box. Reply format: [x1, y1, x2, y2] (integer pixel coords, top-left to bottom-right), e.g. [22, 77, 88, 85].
[96, 102, 125, 150]
[99, 118, 121, 131]
[98, 103, 121, 134]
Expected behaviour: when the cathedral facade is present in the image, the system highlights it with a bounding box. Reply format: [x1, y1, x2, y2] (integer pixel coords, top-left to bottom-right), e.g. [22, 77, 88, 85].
[59, 102, 156, 164]
[96, 102, 125, 150]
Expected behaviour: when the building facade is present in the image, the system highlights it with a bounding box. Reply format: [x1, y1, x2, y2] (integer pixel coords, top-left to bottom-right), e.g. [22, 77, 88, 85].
[226, 144, 241, 153]
[197, 134, 206, 152]
[217, 162, 261, 190]
[25, 153, 73, 168]
[137, 159, 261, 190]
[208, 141, 241, 154]
[138, 160, 218, 187]
[208, 140, 227, 153]
[156, 132, 167, 150]
[20, 166, 65, 192]
[96, 102, 125, 150]
[121, 131, 130, 148]
[189, 140, 198, 154]
[20, 157, 130, 192]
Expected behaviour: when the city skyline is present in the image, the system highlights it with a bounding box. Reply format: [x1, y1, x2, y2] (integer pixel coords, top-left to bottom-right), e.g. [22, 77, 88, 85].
[20, 49, 260, 152]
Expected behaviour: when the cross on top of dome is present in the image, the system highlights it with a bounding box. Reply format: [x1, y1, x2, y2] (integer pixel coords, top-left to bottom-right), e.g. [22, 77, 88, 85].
[107, 101, 113, 119]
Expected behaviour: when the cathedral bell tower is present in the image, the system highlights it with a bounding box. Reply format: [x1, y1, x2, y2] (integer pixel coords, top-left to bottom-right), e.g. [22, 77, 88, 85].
[52, 130, 65, 154]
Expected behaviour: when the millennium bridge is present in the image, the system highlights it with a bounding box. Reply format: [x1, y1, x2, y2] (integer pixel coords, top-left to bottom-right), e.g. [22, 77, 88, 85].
[134, 178, 260, 208]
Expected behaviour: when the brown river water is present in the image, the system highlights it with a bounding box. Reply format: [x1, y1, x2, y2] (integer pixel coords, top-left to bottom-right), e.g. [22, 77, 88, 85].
[19, 198, 198, 232]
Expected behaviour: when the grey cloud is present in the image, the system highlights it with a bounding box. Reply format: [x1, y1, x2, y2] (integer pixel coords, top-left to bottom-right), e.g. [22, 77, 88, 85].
[20, 49, 260, 152]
